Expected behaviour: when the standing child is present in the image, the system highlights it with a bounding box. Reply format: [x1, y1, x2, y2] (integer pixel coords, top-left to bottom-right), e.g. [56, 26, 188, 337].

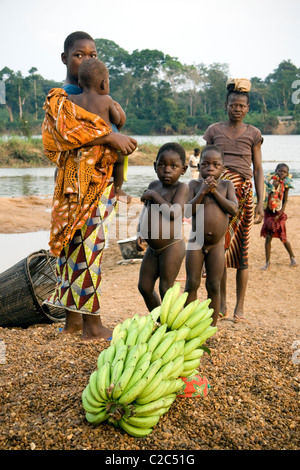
[261, 163, 297, 269]
[189, 148, 201, 179]
[184, 145, 238, 326]
[136, 143, 189, 312]
[67, 58, 128, 199]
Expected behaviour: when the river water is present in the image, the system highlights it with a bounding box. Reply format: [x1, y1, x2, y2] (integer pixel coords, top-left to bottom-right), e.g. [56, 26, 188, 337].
[0, 134, 299, 273]
[0, 135, 300, 198]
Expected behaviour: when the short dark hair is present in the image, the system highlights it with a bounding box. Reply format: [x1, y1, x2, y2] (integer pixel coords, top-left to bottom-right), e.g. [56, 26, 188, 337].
[64, 31, 95, 54]
[276, 163, 289, 173]
[156, 142, 186, 165]
[78, 59, 108, 89]
[200, 145, 224, 162]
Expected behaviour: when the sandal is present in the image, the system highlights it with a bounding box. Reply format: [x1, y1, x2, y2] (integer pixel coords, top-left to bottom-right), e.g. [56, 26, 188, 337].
[233, 315, 247, 323]
[219, 312, 228, 320]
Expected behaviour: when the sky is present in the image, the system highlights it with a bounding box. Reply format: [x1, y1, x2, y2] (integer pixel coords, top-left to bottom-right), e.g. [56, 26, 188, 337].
[1, 0, 300, 83]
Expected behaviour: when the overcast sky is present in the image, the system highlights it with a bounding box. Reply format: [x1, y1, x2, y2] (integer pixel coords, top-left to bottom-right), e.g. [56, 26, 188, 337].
[1, 0, 299, 83]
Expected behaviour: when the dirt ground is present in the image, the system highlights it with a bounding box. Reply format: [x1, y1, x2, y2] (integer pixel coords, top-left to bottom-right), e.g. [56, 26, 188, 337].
[0, 194, 299, 451]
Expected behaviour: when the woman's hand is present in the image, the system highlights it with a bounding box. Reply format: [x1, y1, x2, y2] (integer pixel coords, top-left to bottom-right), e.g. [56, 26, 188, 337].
[254, 202, 264, 224]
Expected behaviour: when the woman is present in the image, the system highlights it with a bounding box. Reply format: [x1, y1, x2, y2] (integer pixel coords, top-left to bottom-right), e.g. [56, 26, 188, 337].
[43, 31, 137, 341]
[203, 78, 264, 322]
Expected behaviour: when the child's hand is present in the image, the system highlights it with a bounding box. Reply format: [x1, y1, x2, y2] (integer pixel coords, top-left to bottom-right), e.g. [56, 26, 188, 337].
[202, 176, 217, 194]
[141, 189, 154, 203]
[136, 236, 146, 252]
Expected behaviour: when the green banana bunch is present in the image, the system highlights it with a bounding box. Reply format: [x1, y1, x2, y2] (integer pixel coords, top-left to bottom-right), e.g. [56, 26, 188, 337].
[81, 283, 218, 437]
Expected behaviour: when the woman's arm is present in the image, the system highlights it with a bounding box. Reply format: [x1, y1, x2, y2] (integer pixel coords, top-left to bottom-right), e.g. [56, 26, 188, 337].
[252, 141, 264, 224]
[85, 132, 137, 154]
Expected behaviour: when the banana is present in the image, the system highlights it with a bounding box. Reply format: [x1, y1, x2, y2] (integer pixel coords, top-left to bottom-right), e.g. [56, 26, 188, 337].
[170, 299, 199, 330]
[151, 330, 178, 362]
[184, 300, 212, 328]
[111, 344, 128, 368]
[159, 285, 176, 325]
[82, 387, 106, 414]
[199, 308, 214, 322]
[198, 326, 218, 345]
[167, 355, 184, 379]
[166, 292, 189, 329]
[110, 359, 125, 387]
[137, 367, 166, 399]
[133, 394, 176, 416]
[119, 417, 153, 437]
[123, 155, 128, 182]
[85, 409, 109, 424]
[97, 349, 106, 370]
[161, 339, 184, 365]
[105, 343, 116, 364]
[111, 328, 128, 346]
[183, 358, 201, 371]
[185, 317, 213, 340]
[149, 305, 161, 323]
[117, 376, 149, 405]
[183, 337, 202, 356]
[124, 414, 160, 429]
[122, 356, 151, 395]
[169, 281, 181, 306]
[136, 315, 148, 332]
[125, 346, 146, 372]
[175, 324, 191, 341]
[97, 362, 111, 401]
[142, 357, 164, 383]
[135, 379, 170, 405]
[120, 317, 132, 331]
[136, 317, 154, 344]
[135, 349, 151, 369]
[147, 323, 168, 353]
[111, 322, 122, 343]
[184, 348, 204, 361]
[112, 364, 135, 400]
[125, 327, 139, 348]
[89, 370, 104, 402]
[164, 378, 185, 395]
[179, 368, 197, 378]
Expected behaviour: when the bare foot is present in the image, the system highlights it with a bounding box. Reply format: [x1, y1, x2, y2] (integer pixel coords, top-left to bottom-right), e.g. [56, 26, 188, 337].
[81, 316, 112, 342]
[291, 257, 297, 267]
[62, 311, 83, 334]
[261, 261, 270, 271]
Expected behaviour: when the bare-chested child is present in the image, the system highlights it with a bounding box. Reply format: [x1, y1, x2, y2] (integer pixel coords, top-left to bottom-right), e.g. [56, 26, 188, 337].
[184, 145, 238, 326]
[136, 142, 189, 312]
[67, 58, 128, 199]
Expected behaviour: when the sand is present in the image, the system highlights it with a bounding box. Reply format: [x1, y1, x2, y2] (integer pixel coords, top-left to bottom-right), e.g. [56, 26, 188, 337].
[0, 194, 299, 450]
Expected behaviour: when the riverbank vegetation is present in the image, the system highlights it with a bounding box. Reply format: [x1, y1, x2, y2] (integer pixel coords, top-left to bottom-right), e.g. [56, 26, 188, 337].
[0, 137, 202, 168]
[0, 38, 299, 137]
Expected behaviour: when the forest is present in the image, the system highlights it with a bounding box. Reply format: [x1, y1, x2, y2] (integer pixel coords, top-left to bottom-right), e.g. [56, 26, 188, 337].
[0, 38, 300, 136]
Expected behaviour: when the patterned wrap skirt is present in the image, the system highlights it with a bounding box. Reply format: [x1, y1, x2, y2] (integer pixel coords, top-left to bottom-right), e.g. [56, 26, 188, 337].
[221, 169, 254, 270]
[44, 183, 117, 315]
[260, 209, 288, 243]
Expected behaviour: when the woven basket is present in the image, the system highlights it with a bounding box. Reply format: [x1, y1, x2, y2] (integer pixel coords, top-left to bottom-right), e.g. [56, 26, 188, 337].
[0, 249, 65, 328]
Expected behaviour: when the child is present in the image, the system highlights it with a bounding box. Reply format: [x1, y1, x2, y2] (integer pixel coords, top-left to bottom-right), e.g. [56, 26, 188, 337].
[184, 145, 238, 326]
[136, 142, 189, 312]
[67, 58, 128, 198]
[189, 148, 201, 179]
[261, 163, 297, 270]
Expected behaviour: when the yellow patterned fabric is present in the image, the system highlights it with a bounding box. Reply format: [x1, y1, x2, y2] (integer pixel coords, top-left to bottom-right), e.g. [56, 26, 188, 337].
[42, 88, 118, 256]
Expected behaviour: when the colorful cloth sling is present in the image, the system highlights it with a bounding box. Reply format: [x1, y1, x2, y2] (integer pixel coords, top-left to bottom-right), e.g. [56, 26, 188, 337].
[42, 88, 118, 314]
[42, 87, 118, 257]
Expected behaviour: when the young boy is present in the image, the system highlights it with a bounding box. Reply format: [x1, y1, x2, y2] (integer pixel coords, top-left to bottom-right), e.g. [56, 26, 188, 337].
[184, 145, 238, 326]
[136, 142, 189, 312]
[67, 58, 128, 198]
[189, 148, 201, 179]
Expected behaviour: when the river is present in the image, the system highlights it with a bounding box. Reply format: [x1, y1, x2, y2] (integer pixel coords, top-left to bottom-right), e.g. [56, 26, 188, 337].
[0, 134, 299, 273]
